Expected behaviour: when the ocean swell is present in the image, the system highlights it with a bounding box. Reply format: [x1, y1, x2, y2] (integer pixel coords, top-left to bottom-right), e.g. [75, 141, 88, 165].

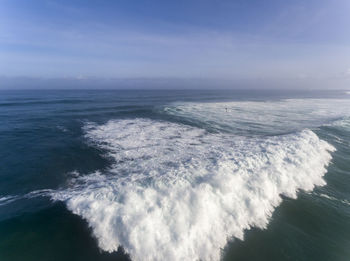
[51, 119, 335, 261]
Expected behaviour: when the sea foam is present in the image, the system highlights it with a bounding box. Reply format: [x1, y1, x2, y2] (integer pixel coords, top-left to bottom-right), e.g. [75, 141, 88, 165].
[51, 118, 335, 261]
[163, 99, 350, 135]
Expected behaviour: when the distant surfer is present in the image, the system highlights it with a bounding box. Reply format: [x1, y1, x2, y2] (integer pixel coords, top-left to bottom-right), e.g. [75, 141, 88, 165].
[225, 107, 228, 112]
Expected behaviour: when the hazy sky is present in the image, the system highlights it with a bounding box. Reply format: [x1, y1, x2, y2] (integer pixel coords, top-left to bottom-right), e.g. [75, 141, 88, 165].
[1, 0, 350, 88]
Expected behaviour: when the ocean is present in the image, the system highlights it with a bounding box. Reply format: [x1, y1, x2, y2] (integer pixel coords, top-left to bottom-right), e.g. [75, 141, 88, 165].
[0, 89, 349, 261]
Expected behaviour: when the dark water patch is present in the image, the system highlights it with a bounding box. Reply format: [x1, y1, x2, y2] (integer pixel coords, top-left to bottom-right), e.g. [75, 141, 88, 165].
[223, 193, 350, 261]
[0, 203, 131, 261]
[0, 196, 52, 222]
[0, 119, 110, 195]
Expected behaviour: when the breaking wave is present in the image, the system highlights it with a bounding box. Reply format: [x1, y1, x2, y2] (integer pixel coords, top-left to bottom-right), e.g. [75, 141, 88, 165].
[50, 118, 335, 261]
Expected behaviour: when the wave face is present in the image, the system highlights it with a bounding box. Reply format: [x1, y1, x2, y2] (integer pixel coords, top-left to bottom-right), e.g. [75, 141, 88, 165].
[51, 118, 335, 261]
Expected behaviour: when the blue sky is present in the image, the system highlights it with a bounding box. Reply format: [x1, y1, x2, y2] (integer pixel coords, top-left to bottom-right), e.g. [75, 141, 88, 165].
[1, 0, 350, 88]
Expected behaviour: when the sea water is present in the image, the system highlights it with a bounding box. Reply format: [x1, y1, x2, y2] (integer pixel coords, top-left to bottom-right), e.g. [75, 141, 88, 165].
[0, 89, 349, 261]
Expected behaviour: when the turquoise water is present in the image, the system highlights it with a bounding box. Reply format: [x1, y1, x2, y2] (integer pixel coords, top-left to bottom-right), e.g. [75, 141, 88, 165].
[0, 90, 349, 261]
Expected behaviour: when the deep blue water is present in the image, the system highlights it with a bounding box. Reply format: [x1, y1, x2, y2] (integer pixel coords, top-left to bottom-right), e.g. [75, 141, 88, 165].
[0, 89, 349, 261]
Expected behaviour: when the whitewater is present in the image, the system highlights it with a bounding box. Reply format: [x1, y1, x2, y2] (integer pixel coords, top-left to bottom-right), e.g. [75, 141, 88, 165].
[49, 99, 346, 261]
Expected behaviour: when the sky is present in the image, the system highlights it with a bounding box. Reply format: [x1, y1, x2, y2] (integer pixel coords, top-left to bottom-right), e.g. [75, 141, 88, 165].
[1, 0, 350, 89]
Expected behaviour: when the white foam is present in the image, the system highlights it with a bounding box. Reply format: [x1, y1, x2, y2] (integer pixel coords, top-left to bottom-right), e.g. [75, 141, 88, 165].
[163, 99, 350, 135]
[0, 195, 19, 206]
[313, 193, 350, 206]
[329, 117, 350, 130]
[51, 119, 335, 261]
[0, 189, 55, 207]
